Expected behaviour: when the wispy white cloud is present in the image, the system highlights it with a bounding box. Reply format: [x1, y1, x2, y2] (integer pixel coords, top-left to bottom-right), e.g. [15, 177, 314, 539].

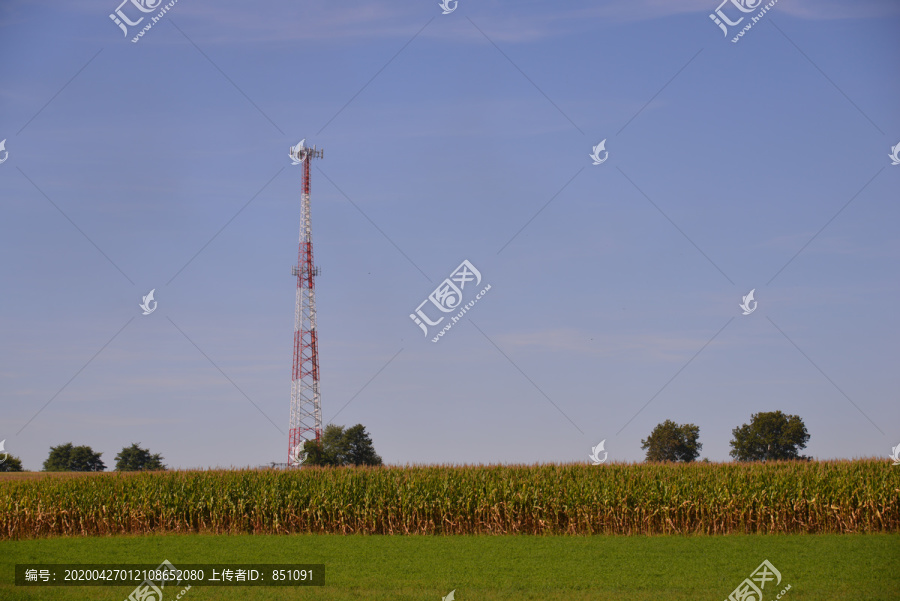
[494, 326, 730, 361]
[149, 0, 420, 43]
[771, 0, 900, 20]
[569, 0, 900, 22]
[760, 231, 900, 259]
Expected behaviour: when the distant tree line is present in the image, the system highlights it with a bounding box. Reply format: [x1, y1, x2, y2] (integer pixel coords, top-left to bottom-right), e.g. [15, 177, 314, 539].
[640, 410, 811, 463]
[0, 442, 168, 472]
[41, 442, 167, 472]
[0, 412, 814, 471]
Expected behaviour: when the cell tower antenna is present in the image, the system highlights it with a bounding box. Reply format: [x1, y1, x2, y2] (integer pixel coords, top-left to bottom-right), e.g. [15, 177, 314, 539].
[288, 139, 324, 467]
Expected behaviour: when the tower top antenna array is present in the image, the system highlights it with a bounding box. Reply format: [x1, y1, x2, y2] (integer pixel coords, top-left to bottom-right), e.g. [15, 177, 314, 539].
[289, 139, 323, 164]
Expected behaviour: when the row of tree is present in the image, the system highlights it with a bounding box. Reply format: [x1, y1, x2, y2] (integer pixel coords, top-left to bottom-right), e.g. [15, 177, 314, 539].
[0, 425, 384, 472]
[303, 414, 812, 466]
[0, 442, 165, 472]
[641, 411, 811, 462]
[1, 412, 810, 471]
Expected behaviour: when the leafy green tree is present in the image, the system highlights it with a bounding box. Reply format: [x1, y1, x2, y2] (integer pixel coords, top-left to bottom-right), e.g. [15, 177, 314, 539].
[729, 410, 810, 462]
[343, 424, 383, 466]
[0, 455, 24, 472]
[299, 439, 329, 466]
[114, 443, 166, 471]
[640, 419, 702, 462]
[322, 423, 351, 465]
[43, 443, 106, 472]
[301, 424, 382, 467]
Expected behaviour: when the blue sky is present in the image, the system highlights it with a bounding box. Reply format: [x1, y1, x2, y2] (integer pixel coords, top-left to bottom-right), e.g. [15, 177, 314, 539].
[1, 0, 898, 470]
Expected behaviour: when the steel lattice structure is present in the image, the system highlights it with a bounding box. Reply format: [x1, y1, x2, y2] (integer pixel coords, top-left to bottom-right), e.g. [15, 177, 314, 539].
[288, 140, 324, 467]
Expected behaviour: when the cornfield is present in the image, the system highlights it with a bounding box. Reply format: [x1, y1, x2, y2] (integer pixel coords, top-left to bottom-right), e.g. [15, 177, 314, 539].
[2, 460, 897, 539]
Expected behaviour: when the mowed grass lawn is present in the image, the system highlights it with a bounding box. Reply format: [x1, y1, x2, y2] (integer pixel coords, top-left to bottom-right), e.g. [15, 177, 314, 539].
[1, 533, 898, 601]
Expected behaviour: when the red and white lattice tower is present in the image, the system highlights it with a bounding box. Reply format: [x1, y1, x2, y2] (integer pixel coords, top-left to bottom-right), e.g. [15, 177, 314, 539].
[288, 139, 324, 466]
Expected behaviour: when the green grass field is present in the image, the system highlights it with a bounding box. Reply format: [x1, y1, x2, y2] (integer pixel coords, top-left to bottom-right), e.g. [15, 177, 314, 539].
[2, 533, 898, 601]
